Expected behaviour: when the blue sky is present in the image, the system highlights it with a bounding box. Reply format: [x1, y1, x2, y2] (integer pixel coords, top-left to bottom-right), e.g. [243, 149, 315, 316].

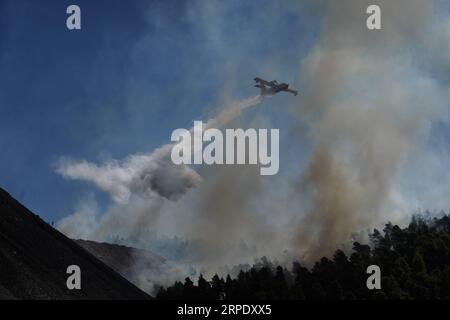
[0, 0, 320, 222]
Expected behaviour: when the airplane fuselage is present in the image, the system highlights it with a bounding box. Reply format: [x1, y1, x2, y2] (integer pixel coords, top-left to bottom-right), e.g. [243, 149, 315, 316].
[254, 77, 298, 96]
[260, 83, 289, 95]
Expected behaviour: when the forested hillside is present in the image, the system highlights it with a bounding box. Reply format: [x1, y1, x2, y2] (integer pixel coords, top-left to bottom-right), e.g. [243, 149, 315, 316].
[157, 215, 450, 300]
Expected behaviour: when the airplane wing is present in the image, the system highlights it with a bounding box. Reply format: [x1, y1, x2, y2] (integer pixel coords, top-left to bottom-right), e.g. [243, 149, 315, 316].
[285, 89, 298, 96]
[254, 77, 271, 86]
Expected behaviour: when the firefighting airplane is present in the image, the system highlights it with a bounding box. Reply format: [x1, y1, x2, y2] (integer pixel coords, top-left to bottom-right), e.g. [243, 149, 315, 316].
[254, 77, 298, 96]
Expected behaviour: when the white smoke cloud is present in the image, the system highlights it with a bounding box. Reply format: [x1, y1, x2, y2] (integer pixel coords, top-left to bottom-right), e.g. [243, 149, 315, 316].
[57, 146, 201, 203]
[57, 95, 263, 204]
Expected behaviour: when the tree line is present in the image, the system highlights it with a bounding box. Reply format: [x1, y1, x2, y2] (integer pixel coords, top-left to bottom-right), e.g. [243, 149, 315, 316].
[156, 214, 450, 299]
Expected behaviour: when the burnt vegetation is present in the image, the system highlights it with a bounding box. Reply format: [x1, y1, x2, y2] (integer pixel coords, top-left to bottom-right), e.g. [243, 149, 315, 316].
[157, 214, 450, 300]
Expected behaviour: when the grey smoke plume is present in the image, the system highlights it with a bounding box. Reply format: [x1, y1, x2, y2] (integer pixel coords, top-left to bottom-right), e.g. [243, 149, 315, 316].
[293, 0, 449, 262]
[57, 95, 263, 203]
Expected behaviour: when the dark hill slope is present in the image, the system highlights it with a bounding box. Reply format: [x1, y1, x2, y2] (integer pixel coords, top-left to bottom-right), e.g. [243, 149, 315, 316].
[0, 187, 150, 299]
[75, 239, 166, 290]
